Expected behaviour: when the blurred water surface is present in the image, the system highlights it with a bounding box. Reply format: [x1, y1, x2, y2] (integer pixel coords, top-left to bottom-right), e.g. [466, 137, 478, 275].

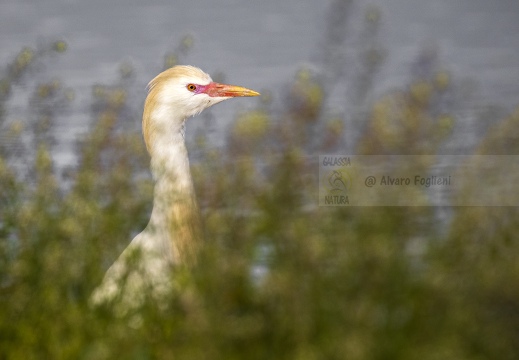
[1, 0, 519, 164]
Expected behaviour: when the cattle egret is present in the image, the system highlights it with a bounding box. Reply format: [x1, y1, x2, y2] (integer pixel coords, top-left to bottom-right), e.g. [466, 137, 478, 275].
[91, 65, 259, 307]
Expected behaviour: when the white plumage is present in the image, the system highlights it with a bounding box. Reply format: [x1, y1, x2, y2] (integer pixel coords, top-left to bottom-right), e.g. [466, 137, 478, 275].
[91, 65, 259, 308]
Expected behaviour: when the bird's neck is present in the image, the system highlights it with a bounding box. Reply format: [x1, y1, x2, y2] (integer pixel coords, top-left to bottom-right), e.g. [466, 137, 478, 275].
[146, 124, 201, 266]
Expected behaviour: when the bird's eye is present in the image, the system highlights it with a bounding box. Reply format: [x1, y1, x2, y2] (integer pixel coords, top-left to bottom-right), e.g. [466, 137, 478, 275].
[187, 84, 197, 92]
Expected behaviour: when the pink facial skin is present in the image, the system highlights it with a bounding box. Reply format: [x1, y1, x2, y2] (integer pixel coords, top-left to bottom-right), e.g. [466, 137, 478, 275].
[190, 82, 260, 98]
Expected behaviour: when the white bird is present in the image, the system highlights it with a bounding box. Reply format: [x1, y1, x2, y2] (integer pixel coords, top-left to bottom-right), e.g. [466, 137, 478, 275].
[91, 65, 259, 308]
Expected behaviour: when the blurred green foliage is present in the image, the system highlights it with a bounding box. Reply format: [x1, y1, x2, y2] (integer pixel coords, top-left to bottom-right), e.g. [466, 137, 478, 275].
[1, 4, 519, 359]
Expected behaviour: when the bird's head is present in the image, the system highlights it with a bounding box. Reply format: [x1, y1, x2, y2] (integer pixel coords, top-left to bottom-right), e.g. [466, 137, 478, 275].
[143, 65, 259, 153]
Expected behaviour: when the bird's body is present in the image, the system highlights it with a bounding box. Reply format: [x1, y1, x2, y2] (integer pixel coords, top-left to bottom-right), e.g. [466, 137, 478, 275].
[91, 65, 259, 307]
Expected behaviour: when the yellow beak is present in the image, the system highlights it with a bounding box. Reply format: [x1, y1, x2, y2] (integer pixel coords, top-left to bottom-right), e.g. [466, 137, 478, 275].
[205, 82, 260, 98]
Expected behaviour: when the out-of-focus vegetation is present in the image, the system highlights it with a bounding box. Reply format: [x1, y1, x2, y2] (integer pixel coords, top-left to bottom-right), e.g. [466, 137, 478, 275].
[1, 1, 519, 359]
